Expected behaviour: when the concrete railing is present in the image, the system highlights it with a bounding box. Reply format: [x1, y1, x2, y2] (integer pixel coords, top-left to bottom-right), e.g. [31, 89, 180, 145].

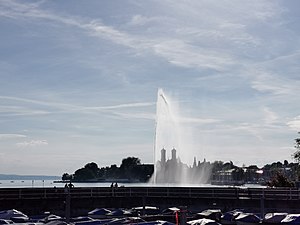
[0, 187, 299, 200]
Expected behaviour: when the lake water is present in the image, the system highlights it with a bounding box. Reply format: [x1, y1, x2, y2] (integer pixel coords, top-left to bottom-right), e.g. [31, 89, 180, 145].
[0, 179, 215, 188]
[0, 179, 264, 188]
[0, 179, 147, 188]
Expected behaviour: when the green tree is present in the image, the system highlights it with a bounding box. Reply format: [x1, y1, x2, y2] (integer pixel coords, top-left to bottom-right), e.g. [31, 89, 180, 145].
[120, 157, 141, 179]
[294, 132, 300, 162]
[62, 173, 72, 181]
[211, 161, 224, 173]
[120, 157, 141, 168]
[84, 162, 99, 175]
[73, 162, 99, 180]
[292, 132, 300, 180]
[267, 171, 294, 187]
[105, 164, 120, 179]
[73, 168, 95, 180]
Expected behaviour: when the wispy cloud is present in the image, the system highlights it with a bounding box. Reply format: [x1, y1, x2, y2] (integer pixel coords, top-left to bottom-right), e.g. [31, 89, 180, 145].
[152, 40, 234, 70]
[179, 116, 220, 124]
[0, 96, 78, 110]
[0, 0, 278, 73]
[110, 112, 154, 121]
[0, 133, 26, 140]
[0, 0, 141, 48]
[16, 139, 48, 147]
[0, 95, 156, 121]
[0, 96, 71, 117]
[84, 102, 155, 110]
[0, 105, 50, 117]
[287, 116, 300, 131]
[263, 107, 279, 125]
[129, 14, 170, 26]
[250, 72, 296, 96]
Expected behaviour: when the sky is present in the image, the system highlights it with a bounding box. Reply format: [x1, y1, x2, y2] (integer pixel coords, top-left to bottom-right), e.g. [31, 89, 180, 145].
[1, 0, 300, 176]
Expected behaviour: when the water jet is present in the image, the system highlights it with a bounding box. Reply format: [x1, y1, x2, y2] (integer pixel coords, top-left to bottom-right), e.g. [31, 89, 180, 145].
[151, 89, 212, 184]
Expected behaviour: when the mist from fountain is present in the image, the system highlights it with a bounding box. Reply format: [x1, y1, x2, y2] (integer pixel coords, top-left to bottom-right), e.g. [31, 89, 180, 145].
[150, 89, 212, 184]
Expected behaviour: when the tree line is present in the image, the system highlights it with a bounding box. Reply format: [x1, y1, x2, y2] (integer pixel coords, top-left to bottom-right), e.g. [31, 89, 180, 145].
[62, 157, 153, 182]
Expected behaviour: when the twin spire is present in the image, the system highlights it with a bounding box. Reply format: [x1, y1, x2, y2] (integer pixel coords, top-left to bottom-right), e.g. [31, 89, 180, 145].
[160, 147, 177, 164]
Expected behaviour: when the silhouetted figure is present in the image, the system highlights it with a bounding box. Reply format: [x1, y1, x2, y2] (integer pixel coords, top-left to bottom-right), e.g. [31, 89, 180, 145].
[68, 182, 74, 189]
[111, 183, 114, 196]
[64, 183, 68, 193]
[114, 183, 118, 188]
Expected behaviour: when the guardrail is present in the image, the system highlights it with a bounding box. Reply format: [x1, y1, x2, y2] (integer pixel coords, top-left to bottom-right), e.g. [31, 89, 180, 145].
[0, 187, 300, 201]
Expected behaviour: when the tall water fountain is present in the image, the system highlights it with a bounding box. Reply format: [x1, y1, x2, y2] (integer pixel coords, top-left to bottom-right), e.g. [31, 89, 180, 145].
[151, 89, 212, 184]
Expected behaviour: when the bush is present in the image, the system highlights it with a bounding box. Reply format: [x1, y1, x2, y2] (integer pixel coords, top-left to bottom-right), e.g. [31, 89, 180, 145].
[267, 171, 294, 187]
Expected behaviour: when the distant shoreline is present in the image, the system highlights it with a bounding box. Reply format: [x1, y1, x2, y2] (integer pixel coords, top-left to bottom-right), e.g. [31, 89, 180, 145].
[54, 178, 141, 183]
[0, 174, 60, 180]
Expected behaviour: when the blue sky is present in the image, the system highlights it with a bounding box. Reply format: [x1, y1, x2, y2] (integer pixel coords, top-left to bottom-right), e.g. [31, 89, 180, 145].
[0, 0, 300, 176]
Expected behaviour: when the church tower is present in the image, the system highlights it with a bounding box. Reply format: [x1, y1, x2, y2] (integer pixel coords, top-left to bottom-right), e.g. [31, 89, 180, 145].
[193, 157, 197, 168]
[161, 148, 166, 164]
[171, 148, 176, 161]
